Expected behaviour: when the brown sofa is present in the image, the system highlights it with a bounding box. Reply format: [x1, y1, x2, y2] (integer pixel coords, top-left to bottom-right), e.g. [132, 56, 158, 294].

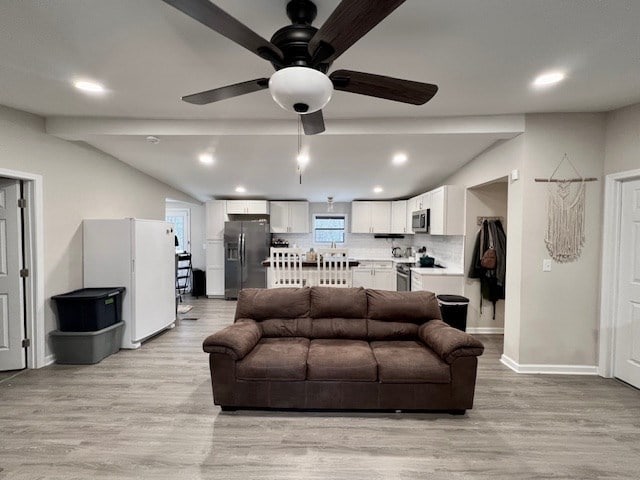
[203, 287, 484, 413]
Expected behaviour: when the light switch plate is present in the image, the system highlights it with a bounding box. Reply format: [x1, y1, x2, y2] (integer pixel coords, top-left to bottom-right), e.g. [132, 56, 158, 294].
[542, 259, 552, 272]
[511, 169, 520, 182]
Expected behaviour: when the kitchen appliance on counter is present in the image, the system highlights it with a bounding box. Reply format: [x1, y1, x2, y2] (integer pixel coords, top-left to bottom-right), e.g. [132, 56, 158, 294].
[224, 221, 271, 299]
[392, 247, 403, 258]
[412, 209, 430, 233]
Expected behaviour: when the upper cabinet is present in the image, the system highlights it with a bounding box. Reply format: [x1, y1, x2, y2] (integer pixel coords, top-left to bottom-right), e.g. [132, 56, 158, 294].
[428, 186, 464, 235]
[351, 201, 391, 233]
[205, 200, 226, 240]
[226, 200, 269, 215]
[269, 201, 309, 233]
[391, 200, 409, 234]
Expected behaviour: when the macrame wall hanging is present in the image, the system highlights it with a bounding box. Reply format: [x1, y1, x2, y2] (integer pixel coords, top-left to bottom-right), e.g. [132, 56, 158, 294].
[535, 154, 597, 263]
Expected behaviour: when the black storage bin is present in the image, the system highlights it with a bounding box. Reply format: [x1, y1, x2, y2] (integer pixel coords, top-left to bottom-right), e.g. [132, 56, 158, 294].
[52, 287, 125, 332]
[192, 269, 206, 298]
[437, 294, 470, 331]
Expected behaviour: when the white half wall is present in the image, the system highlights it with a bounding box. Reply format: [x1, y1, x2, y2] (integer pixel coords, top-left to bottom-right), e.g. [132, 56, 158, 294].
[0, 105, 198, 359]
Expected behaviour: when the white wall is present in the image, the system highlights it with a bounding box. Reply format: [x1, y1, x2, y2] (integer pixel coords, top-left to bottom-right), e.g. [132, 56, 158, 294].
[443, 135, 525, 362]
[605, 102, 640, 175]
[0, 105, 198, 358]
[518, 113, 605, 366]
[166, 200, 205, 270]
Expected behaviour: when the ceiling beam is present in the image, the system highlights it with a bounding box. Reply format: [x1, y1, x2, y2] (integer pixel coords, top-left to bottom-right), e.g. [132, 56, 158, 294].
[46, 115, 524, 140]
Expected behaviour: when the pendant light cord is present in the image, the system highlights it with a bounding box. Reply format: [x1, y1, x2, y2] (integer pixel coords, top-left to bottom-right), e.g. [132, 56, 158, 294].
[297, 116, 302, 184]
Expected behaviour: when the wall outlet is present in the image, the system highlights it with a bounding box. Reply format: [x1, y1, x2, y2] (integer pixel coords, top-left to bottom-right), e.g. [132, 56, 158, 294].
[542, 259, 552, 272]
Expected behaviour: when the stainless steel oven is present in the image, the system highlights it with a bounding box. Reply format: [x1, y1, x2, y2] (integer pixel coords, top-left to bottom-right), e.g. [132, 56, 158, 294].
[396, 263, 411, 291]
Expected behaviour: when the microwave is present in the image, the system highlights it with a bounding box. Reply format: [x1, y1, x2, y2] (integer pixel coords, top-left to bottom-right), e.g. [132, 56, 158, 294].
[412, 209, 430, 233]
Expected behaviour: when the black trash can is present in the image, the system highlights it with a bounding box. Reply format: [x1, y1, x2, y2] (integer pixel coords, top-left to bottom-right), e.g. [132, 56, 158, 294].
[192, 269, 206, 298]
[437, 294, 470, 331]
[52, 287, 125, 332]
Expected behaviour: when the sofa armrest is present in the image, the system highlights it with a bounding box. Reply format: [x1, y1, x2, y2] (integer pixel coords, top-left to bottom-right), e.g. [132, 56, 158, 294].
[418, 320, 484, 364]
[202, 320, 261, 360]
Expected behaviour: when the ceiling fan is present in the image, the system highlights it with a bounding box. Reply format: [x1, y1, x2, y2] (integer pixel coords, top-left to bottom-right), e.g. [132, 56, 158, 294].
[162, 0, 439, 135]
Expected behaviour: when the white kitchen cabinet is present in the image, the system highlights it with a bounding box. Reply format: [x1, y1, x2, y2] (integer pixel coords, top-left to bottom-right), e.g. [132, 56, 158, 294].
[406, 196, 418, 231]
[411, 272, 464, 295]
[415, 192, 430, 211]
[225, 200, 269, 215]
[269, 201, 309, 233]
[391, 200, 409, 234]
[352, 261, 396, 290]
[428, 186, 464, 235]
[205, 200, 227, 240]
[206, 239, 225, 297]
[351, 201, 391, 233]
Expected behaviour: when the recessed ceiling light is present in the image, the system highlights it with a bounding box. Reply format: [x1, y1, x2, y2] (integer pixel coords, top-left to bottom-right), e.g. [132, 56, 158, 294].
[532, 71, 565, 88]
[73, 79, 106, 94]
[392, 153, 408, 165]
[235, 186, 246, 193]
[296, 153, 310, 168]
[373, 186, 383, 193]
[199, 153, 214, 165]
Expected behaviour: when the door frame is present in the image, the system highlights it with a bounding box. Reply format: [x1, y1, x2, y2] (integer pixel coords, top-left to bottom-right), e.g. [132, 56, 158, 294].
[599, 167, 640, 378]
[0, 168, 45, 369]
[166, 207, 190, 253]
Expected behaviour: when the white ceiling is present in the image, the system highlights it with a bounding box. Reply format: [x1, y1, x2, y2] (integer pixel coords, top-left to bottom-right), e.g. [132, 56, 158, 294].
[1, 0, 639, 201]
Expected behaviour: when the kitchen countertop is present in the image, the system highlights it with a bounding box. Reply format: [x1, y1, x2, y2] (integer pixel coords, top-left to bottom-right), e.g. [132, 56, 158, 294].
[410, 267, 464, 276]
[262, 259, 360, 267]
[350, 256, 417, 263]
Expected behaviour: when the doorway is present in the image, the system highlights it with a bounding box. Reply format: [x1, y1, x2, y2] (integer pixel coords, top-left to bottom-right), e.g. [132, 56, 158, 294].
[600, 169, 640, 386]
[464, 177, 509, 355]
[166, 208, 191, 254]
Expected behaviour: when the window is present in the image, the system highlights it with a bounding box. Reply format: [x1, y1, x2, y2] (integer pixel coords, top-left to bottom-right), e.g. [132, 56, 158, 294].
[314, 214, 346, 244]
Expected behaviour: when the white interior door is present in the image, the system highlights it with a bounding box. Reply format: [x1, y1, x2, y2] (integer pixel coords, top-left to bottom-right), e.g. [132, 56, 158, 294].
[614, 178, 640, 388]
[166, 208, 190, 253]
[0, 178, 25, 371]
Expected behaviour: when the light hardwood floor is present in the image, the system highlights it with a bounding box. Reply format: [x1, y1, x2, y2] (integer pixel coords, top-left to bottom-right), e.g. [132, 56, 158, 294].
[1, 296, 639, 479]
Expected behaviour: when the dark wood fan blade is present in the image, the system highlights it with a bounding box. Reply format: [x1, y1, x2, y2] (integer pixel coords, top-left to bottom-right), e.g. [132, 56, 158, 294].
[162, 0, 283, 64]
[308, 0, 406, 65]
[182, 78, 269, 105]
[301, 110, 325, 135]
[329, 70, 438, 105]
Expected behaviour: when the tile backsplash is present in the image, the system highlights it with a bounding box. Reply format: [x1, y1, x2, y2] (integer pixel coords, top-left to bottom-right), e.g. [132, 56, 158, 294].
[413, 234, 464, 270]
[277, 233, 412, 259]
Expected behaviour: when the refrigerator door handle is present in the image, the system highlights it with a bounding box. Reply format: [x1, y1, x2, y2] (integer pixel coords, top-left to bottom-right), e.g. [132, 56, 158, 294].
[241, 233, 246, 264]
[238, 233, 243, 264]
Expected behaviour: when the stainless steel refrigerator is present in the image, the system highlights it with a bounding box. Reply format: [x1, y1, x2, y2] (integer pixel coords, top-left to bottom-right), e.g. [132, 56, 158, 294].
[224, 220, 270, 299]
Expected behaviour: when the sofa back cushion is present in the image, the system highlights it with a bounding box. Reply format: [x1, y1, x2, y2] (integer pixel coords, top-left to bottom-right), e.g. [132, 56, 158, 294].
[367, 320, 419, 340]
[366, 289, 442, 324]
[235, 288, 310, 321]
[310, 318, 367, 339]
[310, 287, 367, 318]
[260, 317, 312, 338]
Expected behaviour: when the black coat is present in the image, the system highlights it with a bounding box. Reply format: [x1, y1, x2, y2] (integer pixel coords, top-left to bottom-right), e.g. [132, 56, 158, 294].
[468, 220, 507, 317]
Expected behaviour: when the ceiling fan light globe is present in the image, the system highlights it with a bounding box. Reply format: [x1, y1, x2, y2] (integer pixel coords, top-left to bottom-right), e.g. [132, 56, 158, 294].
[269, 67, 333, 114]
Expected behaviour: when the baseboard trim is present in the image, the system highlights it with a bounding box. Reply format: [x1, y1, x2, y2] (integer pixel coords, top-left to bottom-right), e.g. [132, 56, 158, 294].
[43, 353, 56, 367]
[500, 354, 597, 375]
[467, 327, 504, 334]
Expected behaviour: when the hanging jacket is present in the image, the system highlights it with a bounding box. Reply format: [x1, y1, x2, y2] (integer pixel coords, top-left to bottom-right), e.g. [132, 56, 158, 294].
[468, 220, 507, 318]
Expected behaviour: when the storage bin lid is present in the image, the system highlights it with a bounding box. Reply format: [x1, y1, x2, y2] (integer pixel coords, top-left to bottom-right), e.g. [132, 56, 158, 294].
[437, 294, 469, 305]
[52, 287, 125, 301]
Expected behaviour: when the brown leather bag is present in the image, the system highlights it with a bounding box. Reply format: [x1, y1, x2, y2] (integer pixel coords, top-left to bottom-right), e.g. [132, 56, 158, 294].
[480, 247, 497, 269]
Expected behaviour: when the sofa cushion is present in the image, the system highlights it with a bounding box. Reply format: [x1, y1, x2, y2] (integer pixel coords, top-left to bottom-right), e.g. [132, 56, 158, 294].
[371, 341, 451, 384]
[367, 320, 419, 340]
[310, 287, 367, 318]
[311, 318, 367, 339]
[260, 317, 312, 338]
[366, 289, 442, 324]
[236, 337, 309, 381]
[235, 288, 310, 320]
[307, 339, 377, 382]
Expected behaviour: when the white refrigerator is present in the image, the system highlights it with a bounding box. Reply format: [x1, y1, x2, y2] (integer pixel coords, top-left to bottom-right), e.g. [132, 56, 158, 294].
[83, 218, 176, 349]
